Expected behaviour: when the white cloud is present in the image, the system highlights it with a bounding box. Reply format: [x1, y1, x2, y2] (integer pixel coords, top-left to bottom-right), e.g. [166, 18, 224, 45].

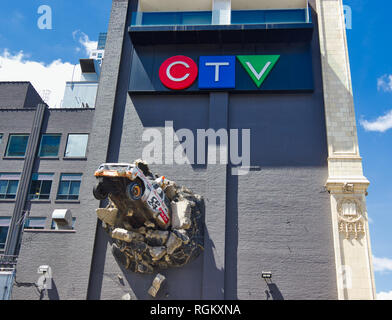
[72, 30, 98, 57]
[377, 291, 392, 300]
[0, 49, 81, 108]
[360, 110, 392, 133]
[373, 256, 392, 273]
[378, 74, 392, 92]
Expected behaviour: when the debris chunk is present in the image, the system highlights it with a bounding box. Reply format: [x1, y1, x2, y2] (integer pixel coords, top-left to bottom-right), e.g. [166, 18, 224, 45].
[96, 207, 118, 226]
[166, 232, 183, 255]
[149, 246, 167, 261]
[148, 274, 166, 298]
[171, 200, 192, 230]
[111, 228, 144, 242]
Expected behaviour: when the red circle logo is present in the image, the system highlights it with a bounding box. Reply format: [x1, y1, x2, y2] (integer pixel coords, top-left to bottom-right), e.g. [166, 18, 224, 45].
[159, 55, 198, 90]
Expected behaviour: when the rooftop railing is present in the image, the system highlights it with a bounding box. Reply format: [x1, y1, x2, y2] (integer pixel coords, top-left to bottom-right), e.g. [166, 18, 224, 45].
[131, 8, 312, 27]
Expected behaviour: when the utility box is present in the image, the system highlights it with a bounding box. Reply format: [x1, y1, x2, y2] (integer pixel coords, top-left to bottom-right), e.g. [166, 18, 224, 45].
[52, 209, 73, 230]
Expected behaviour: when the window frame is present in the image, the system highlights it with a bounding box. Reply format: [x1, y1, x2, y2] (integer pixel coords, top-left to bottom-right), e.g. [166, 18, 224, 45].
[56, 173, 83, 201]
[38, 134, 62, 158]
[28, 173, 54, 200]
[0, 174, 21, 200]
[5, 134, 29, 158]
[0, 217, 11, 251]
[64, 133, 89, 158]
[51, 217, 76, 230]
[24, 217, 46, 230]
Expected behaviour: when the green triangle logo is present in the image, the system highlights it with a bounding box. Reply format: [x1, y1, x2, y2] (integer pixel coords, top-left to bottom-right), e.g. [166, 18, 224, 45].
[237, 55, 280, 88]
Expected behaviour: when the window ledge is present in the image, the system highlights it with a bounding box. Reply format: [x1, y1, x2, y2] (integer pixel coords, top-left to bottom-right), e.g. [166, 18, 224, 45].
[63, 157, 87, 161]
[55, 200, 80, 204]
[39, 157, 60, 160]
[2, 157, 25, 160]
[24, 229, 76, 234]
[0, 199, 16, 203]
[28, 199, 51, 203]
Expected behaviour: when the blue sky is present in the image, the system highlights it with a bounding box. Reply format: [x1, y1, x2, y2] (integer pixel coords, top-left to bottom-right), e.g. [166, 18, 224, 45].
[344, 0, 392, 295]
[0, 0, 391, 298]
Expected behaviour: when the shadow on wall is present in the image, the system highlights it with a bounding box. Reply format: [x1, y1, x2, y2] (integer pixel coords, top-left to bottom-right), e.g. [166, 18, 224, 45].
[265, 282, 284, 300]
[46, 280, 60, 300]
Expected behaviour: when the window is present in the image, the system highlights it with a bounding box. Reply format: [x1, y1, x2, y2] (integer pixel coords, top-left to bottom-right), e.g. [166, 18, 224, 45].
[24, 217, 46, 230]
[5, 134, 29, 157]
[28, 174, 54, 200]
[57, 174, 82, 200]
[0, 217, 11, 251]
[51, 217, 76, 230]
[0, 134, 3, 145]
[64, 134, 88, 158]
[0, 173, 20, 199]
[39, 134, 61, 157]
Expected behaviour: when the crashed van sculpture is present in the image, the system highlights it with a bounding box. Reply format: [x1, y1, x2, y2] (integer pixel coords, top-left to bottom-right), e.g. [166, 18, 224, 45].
[93, 160, 204, 274]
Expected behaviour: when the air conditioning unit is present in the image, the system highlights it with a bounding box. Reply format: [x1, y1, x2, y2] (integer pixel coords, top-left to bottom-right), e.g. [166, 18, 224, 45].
[52, 209, 72, 230]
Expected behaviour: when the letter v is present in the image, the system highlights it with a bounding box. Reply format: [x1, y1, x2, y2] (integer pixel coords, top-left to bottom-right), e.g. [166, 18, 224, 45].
[237, 55, 280, 88]
[246, 61, 271, 81]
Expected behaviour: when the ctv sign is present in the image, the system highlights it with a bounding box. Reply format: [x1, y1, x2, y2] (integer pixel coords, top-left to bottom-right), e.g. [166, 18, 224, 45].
[159, 55, 280, 90]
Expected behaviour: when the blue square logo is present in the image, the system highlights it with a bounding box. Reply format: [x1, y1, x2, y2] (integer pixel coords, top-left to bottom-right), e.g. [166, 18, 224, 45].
[198, 56, 236, 89]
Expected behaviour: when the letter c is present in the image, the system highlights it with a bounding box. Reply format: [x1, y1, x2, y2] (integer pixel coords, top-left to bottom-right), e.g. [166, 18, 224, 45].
[166, 61, 190, 82]
[159, 56, 198, 90]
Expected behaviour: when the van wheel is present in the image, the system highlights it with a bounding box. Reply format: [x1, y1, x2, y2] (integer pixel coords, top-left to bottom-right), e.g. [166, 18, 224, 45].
[93, 183, 108, 200]
[127, 181, 143, 201]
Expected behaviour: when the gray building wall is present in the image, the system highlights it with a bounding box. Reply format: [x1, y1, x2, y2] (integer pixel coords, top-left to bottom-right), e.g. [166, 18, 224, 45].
[9, 0, 338, 300]
[0, 82, 43, 109]
[86, 1, 337, 300]
[0, 106, 95, 299]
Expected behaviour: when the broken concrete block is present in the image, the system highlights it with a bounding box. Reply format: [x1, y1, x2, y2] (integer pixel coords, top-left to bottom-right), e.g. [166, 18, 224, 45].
[171, 200, 192, 230]
[111, 228, 144, 243]
[96, 207, 118, 226]
[164, 180, 178, 200]
[166, 232, 182, 255]
[145, 230, 169, 246]
[149, 246, 167, 261]
[148, 274, 166, 298]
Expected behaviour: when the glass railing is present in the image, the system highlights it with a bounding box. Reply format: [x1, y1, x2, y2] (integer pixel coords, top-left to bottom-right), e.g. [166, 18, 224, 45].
[131, 8, 311, 27]
[231, 9, 311, 25]
[131, 11, 213, 27]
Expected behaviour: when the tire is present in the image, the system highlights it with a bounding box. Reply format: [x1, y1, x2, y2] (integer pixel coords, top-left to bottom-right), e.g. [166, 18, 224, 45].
[127, 181, 143, 201]
[93, 183, 108, 200]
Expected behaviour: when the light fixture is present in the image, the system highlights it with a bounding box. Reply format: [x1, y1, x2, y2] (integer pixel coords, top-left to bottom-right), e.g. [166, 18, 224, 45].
[261, 271, 272, 280]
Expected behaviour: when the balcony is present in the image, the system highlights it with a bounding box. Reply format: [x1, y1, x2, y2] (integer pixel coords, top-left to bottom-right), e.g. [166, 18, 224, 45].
[129, 8, 313, 45]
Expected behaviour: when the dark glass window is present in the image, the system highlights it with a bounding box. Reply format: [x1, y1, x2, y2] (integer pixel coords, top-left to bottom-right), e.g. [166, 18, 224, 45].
[0, 174, 20, 199]
[64, 134, 88, 158]
[24, 217, 46, 230]
[39, 134, 61, 157]
[28, 174, 53, 200]
[57, 174, 82, 200]
[0, 217, 11, 251]
[6, 134, 29, 157]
